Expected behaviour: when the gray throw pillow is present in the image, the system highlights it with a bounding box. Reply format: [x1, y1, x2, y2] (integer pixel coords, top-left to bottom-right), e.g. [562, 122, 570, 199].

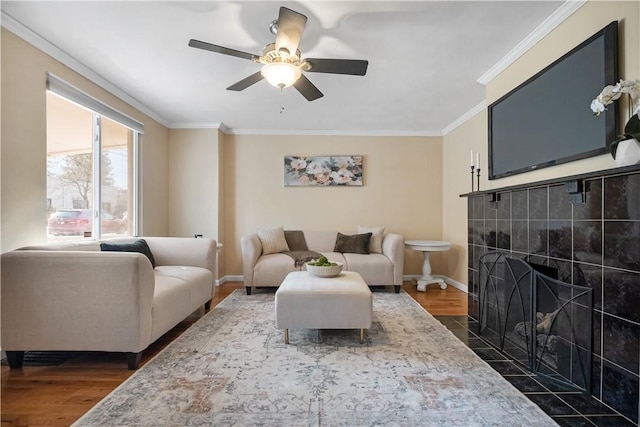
[334, 232, 372, 254]
[100, 239, 156, 268]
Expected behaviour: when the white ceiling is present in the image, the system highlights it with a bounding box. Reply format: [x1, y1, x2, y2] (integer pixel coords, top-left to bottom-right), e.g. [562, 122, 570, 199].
[1, 1, 573, 135]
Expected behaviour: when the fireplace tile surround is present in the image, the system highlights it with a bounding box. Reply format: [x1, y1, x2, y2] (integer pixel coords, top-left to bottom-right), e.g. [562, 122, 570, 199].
[465, 165, 640, 424]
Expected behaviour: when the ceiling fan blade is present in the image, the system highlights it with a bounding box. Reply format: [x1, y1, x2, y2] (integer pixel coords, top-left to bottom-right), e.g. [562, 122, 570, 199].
[226, 72, 264, 91]
[293, 74, 324, 101]
[188, 39, 258, 61]
[275, 7, 307, 56]
[304, 58, 368, 76]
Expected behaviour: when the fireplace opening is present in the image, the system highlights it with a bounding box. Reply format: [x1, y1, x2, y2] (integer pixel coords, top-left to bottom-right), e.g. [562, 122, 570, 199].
[478, 251, 593, 392]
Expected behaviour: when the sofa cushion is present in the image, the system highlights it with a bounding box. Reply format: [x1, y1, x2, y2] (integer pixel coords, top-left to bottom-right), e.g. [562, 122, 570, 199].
[358, 226, 385, 253]
[100, 239, 156, 268]
[151, 275, 191, 342]
[253, 253, 300, 286]
[303, 231, 338, 252]
[334, 232, 372, 254]
[154, 266, 213, 307]
[257, 226, 290, 255]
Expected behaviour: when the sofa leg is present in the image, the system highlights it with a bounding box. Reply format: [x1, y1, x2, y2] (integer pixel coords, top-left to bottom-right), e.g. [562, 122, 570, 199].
[6, 351, 24, 369]
[246, 286, 252, 295]
[394, 285, 401, 293]
[127, 352, 143, 370]
[204, 299, 212, 311]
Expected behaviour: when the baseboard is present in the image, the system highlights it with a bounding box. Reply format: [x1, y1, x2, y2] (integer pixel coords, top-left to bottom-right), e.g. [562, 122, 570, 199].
[403, 275, 468, 293]
[223, 274, 468, 293]
[218, 275, 243, 286]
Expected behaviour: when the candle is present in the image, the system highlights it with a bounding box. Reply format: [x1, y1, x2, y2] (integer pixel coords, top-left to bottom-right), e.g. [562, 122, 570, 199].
[470, 150, 474, 167]
[476, 152, 480, 169]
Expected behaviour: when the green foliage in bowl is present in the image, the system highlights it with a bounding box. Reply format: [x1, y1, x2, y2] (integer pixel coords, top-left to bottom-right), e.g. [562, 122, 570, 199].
[307, 256, 338, 267]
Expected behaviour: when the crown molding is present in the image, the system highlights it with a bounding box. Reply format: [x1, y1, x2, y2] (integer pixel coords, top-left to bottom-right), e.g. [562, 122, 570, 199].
[1, 10, 171, 128]
[477, 0, 587, 85]
[168, 123, 440, 136]
[220, 128, 442, 137]
[442, 101, 486, 136]
[170, 122, 229, 133]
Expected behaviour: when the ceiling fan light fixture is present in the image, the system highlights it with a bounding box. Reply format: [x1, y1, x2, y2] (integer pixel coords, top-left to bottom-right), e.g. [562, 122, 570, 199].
[261, 62, 301, 89]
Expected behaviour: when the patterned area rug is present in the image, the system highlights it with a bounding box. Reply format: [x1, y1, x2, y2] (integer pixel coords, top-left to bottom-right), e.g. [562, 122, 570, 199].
[74, 290, 556, 426]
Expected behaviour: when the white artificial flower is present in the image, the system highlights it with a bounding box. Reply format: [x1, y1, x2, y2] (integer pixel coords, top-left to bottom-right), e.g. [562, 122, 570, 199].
[590, 99, 605, 116]
[613, 79, 640, 100]
[591, 84, 622, 116]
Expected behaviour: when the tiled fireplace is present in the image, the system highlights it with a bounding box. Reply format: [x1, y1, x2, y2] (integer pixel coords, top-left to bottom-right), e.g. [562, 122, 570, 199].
[466, 165, 640, 423]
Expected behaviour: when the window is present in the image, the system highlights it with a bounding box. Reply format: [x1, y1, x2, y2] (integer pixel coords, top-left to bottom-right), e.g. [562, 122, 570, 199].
[46, 74, 142, 241]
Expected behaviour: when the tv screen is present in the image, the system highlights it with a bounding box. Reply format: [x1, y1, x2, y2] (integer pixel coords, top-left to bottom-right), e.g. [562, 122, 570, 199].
[488, 21, 618, 180]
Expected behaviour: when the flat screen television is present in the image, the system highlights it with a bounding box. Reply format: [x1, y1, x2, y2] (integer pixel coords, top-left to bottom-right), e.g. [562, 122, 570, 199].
[488, 21, 618, 180]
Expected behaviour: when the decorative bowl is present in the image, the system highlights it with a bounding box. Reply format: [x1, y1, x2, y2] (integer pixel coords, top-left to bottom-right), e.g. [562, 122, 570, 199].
[306, 262, 343, 278]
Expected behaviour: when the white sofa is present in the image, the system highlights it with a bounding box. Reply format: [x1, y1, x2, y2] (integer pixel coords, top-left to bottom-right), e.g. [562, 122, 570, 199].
[241, 230, 404, 295]
[1, 237, 217, 370]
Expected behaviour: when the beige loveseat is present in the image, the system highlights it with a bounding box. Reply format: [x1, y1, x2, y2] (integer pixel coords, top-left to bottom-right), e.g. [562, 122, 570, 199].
[1, 237, 217, 370]
[241, 229, 404, 295]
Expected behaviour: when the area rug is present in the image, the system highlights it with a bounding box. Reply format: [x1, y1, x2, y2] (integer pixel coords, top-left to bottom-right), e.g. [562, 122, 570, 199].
[73, 290, 557, 426]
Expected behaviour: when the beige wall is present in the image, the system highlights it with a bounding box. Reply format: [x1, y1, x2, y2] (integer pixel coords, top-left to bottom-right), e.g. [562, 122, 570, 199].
[1, 28, 171, 252]
[168, 128, 221, 239]
[222, 134, 444, 277]
[442, 0, 640, 285]
[217, 130, 226, 278]
[442, 112, 487, 284]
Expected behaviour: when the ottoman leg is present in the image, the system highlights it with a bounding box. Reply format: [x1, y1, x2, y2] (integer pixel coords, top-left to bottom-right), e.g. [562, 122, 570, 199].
[284, 329, 289, 344]
[360, 329, 365, 344]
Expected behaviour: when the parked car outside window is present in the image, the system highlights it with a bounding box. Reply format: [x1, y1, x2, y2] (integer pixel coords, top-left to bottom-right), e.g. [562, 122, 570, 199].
[47, 209, 125, 236]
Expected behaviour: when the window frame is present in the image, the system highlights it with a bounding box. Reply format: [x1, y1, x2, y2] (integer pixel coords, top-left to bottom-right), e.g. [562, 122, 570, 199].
[46, 73, 143, 239]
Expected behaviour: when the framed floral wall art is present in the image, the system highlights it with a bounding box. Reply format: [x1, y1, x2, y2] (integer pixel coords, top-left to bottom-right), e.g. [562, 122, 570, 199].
[284, 155, 363, 186]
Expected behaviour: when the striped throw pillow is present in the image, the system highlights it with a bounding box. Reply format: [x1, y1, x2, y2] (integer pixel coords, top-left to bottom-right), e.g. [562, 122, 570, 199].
[257, 226, 290, 255]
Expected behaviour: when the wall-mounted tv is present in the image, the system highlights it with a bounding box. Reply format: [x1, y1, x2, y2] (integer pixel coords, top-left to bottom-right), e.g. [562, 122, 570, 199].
[488, 21, 618, 180]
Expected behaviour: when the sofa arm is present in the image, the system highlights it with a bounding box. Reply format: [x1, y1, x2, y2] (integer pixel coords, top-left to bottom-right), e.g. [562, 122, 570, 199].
[240, 233, 262, 288]
[0, 251, 155, 353]
[382, 233, 404, 286]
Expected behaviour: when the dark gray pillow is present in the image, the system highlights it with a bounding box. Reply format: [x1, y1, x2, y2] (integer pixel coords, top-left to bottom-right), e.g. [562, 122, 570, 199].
[100, 239, 156, 268]
[284, 230, 309, 252]
[334, 232, 372, 254]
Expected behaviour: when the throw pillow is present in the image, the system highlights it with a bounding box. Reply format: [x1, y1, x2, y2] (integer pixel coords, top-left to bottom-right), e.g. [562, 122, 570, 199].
[257, 226, 290, 255]
[334, 232, 372, 254]
[358, 225, 385, 253]
[100, 239, 156, 268]
[284, 230, 309, 252]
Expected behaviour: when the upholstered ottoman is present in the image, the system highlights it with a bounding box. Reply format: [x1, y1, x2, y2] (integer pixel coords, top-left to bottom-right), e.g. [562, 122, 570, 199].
[275, 271, 372, 344]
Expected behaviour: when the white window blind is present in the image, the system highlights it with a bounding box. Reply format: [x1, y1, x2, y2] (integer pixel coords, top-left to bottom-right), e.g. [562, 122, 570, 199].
[46, 72, 144, 134]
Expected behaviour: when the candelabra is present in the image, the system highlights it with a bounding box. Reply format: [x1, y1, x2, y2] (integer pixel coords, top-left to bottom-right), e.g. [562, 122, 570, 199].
[476, 167, 481, 192]
[470, 165, 475, 192]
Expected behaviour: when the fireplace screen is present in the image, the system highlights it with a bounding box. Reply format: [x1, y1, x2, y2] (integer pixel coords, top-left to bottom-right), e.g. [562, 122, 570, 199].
[478, 251, 593, 392]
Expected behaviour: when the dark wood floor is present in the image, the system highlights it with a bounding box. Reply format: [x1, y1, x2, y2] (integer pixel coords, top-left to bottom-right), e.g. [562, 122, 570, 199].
[0, 281, 467, 427]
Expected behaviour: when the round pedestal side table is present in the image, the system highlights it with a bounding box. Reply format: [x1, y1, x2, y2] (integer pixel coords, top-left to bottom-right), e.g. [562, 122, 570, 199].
[405, 240, 452, 292]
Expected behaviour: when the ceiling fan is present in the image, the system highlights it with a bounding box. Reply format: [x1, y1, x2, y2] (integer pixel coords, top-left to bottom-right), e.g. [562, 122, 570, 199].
[188, 6, 368, 101]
